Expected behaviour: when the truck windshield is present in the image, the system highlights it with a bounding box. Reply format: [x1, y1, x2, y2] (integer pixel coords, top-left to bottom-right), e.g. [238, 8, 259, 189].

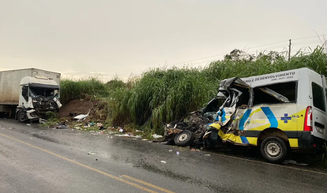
[29, 87, 59, 98]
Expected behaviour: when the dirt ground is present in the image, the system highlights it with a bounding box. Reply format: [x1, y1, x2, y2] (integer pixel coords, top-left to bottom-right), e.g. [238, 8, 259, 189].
[58, 99, 97, 120]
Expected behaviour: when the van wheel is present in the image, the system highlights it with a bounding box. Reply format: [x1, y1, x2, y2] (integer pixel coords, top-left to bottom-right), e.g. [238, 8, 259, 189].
[18, 111, 28, 123]
[174, 130, 193, 146]
[260, 137, 287, 163]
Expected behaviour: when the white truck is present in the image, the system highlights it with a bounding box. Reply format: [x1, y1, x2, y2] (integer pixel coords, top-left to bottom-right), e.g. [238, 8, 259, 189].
[0, 68, 62, 122]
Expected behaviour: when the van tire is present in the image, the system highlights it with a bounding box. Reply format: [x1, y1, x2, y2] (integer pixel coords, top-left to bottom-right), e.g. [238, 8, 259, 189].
[260, 137, 287, 163]
[174, 130, 193, 146]
[18, 111, 28, 123]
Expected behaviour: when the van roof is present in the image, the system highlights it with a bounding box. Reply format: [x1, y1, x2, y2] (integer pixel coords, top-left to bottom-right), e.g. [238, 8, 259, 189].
[224, 67, 320, 88]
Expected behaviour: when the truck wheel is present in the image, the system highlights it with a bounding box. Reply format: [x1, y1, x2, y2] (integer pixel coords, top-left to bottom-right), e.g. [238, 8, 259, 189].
[260, 137, 287, 163]
[18, 111, 28, 123]
[174, 130, 193, 146]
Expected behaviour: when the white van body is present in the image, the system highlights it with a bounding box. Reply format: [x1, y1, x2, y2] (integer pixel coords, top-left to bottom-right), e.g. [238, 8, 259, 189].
[208, 67, 326, 163]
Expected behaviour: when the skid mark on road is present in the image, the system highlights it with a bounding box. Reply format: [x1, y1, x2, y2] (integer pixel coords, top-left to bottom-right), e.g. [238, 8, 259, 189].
[0, 132, 174, 193]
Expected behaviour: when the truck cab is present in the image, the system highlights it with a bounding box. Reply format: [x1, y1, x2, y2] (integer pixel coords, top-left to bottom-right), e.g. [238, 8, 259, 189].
[16, 76, 62, 122]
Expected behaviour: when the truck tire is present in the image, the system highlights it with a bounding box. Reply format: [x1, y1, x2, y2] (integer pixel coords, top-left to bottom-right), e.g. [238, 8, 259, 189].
[260, 137, 287, 163]
[18, 111, 28, 123]
[174, 130, 193, 146]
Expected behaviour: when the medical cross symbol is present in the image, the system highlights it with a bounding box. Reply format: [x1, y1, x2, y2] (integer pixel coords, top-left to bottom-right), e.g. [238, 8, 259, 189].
[281, 113, 292, 123]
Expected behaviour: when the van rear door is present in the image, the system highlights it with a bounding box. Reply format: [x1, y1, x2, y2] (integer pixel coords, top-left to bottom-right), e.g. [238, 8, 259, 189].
[311, 77, 327, 140]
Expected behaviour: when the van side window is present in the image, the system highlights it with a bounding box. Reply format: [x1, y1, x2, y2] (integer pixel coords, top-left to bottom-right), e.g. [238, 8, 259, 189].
[312, 82, 326, 112]
[253, 82, 297, 106]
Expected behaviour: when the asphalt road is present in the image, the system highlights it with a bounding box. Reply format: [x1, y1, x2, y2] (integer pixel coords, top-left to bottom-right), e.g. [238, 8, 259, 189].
[0, 119, 326, 193]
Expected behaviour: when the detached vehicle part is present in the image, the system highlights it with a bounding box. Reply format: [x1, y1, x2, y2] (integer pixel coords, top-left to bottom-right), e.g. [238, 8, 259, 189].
[174, 130, 193, 146]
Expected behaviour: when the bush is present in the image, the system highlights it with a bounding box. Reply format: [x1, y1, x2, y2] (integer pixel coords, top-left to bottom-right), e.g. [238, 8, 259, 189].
[60, 78, 109, 105]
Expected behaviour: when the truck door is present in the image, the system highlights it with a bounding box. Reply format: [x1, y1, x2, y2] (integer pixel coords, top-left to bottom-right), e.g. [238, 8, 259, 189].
[311, 77, 327, 141]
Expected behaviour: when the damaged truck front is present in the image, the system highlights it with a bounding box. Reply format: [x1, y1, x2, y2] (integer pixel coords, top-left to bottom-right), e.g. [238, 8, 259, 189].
[0, 68, 62, 122]
[165, 68, 327, 163]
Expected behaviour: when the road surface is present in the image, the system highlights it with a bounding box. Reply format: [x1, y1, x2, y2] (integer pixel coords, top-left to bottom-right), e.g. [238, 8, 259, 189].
[0, 119, 326, 193]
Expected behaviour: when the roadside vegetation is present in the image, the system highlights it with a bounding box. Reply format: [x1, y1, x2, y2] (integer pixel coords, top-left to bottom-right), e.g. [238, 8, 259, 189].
[60, 46, 327, 134]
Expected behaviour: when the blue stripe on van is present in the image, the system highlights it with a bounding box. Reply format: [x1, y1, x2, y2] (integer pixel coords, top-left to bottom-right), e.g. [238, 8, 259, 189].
[239, 109, 252, 130]
[261, 107, 278, 128]
[240, 136, 249, 144]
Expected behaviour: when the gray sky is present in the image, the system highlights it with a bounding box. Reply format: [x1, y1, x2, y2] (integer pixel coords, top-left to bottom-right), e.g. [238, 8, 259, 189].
[0, 0, 326, 82]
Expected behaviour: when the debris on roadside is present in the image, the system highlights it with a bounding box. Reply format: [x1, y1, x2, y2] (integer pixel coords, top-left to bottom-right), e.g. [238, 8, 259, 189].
[73, 109, 90, 122]
[283, 160, 308, 166]
[87, 151, 98, 155]
[152, 134, 163, 139]
[56, 122, 68, 129]
[39, 118, 47, 124]
[160, 160, 167, 164]
[114, 133, 130, 137]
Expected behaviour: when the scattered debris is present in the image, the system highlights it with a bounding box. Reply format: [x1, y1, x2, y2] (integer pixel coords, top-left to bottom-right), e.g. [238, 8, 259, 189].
[87, 151, 98, 155]
[56, 122, 68, 129]
[115, 134, 130, 137]
[108, 127, 116, 130]
[26, 124, 31, 126]
[160, 160, 167, 164]
[204, 154, 211, 157]
[119, 128, 124, 133]
[39, 118, 47, 124]
[152, 134, 163, 139]
[169, 150, 173, 152]
[73, 109, 90, 121]
[176, 151, 180, 155]
[56, 124, 68, 129]
[283, 160, 308, 166]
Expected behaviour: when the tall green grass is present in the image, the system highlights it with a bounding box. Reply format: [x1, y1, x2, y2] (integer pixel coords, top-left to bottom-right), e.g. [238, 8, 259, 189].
[60, 78, 109, 105]
[108, 46, 327, 134]
[60, 46, 327, 135]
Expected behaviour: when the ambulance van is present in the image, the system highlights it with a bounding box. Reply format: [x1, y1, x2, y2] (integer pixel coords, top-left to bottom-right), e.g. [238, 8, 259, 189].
[208, 67, 327, 163]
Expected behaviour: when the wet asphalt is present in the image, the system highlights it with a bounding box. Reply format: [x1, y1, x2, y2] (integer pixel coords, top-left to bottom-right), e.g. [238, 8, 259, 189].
[0, 118, 326, 193]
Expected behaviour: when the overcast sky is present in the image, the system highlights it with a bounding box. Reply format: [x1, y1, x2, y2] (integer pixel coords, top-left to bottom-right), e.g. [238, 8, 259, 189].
[0, 0, 326, 82]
